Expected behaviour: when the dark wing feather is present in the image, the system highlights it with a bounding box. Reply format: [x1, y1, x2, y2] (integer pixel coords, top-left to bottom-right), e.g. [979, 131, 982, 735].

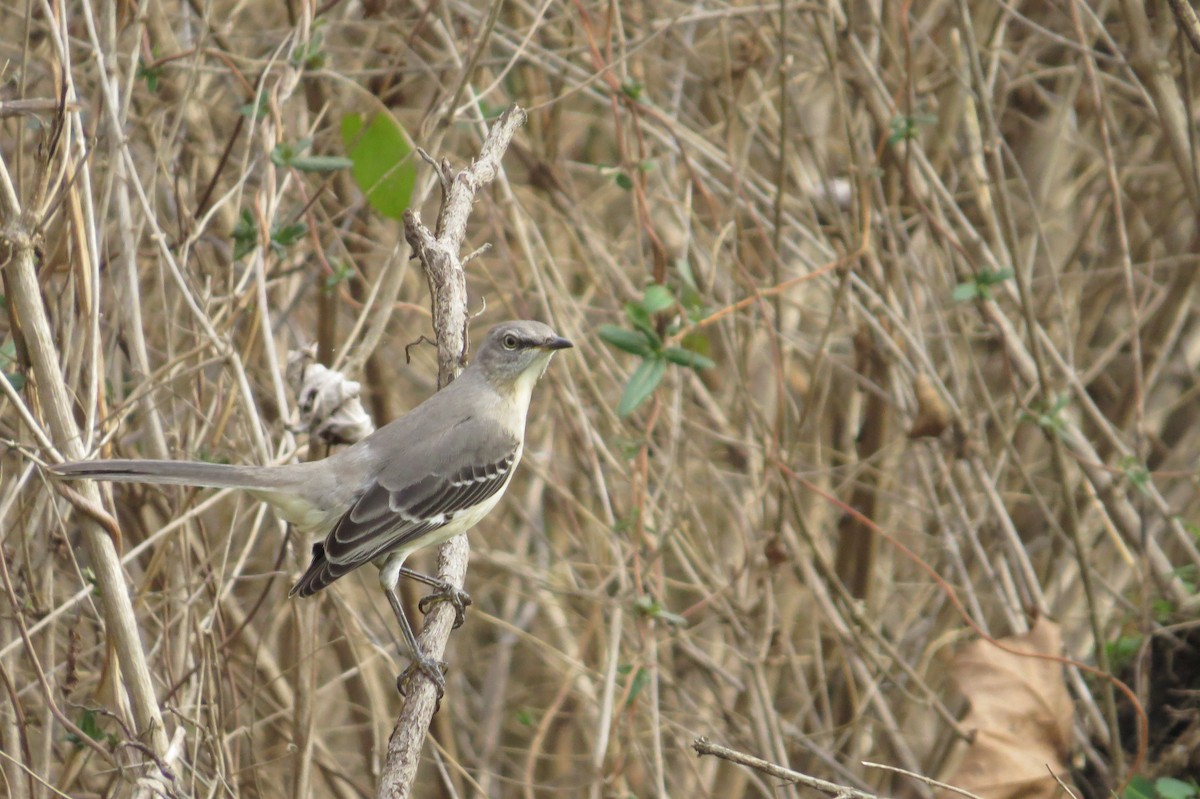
[289, 441, 518, 597]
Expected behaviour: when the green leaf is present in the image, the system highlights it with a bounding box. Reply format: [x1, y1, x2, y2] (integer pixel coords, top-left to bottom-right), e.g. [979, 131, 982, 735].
[954, 268, 1013, 303]
[616, 664, 649, 706]
[952, 281, 980, 302]
[598, 325, 655, 357]
[2, 370, 25, 391]
[663, 346, 714, 370]
[675, 258, 698, 291]
[1152, 597, 1175, 623]
[341, 112, 416, 220]
[1123, 776, 1155, 799]
[978, 267, 1014, 286]
[0, 338, 25, 391]
[272, 138, 352, 173]
[67, 709, 106, 748]
[274, 138, 312, 166]
[621, 79, 644, 101]
[324, 261, 355, 292]
[239, 95, 268, 120]
[1120, 456, 1151, 496]
[270, 222, 308, 255]
[624, 302, 661, 347]
[887, 113, 937, 145]
[632, 596, 688, 627]
[291, 29, 326, 70]
[618, 357, 666, 417]
[614, 172, 633, 190]
[1105, 633, 1141, 673]
[136, 59, 161, 93]
[640, 284, 675, 313]
[270, 141, 297, 168]
[1156, 778, 1198, 799]
[232, 210, 257, 260]
[290, 155, 353, 173]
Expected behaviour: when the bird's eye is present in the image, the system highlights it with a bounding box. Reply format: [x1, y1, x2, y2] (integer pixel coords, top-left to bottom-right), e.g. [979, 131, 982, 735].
[502, 334, 520, 350]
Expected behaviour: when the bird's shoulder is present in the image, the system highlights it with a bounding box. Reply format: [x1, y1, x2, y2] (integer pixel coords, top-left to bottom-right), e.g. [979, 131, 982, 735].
[361, 373, 520, 492]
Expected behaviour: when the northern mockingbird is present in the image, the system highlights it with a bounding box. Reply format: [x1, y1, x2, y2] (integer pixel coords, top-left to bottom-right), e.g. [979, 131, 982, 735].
[52, 320, 572, 694]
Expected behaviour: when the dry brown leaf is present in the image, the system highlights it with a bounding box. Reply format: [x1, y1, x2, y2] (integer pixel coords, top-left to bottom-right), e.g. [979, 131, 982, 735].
[909, 373, 952, 439]
[937, 618, 1079, 799]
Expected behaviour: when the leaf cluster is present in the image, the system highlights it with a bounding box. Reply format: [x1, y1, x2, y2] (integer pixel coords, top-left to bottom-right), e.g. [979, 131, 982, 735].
[599, 284, 713, 417]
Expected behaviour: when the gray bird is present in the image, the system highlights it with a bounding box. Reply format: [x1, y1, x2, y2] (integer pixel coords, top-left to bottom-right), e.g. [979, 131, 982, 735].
[52, 320, 573, 695]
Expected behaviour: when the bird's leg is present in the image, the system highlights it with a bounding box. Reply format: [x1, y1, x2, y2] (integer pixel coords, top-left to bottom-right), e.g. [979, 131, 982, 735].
[384, 586, 446, 702]
[397, 566, 472, 630]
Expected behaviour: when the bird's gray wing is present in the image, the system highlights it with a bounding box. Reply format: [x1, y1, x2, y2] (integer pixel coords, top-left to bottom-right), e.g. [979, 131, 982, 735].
[290, 417, 519, 595]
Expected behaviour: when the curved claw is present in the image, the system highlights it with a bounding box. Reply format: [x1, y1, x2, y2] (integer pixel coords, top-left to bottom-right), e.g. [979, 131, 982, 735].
[397, 656, 447, 707]
[418, 585, 473, 630]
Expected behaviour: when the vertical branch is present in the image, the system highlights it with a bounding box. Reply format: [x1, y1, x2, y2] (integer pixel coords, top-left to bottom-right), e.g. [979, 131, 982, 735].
[0, 154, 170, 764]
[378, 105, 527, 799]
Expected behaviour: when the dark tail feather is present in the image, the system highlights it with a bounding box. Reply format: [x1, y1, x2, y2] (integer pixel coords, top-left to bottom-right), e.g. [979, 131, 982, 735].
[289, 542, 354, 597]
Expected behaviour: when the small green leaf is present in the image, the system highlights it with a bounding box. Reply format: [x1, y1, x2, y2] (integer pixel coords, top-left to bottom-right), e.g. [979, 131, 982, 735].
[136, 59, 161, 93]
[1, 339, 25, 391]
[290, 155, 353, 173]
[618, 357, 666, 417]
[324, 261, 355, 292]
[978, 267, 1014, 286]
[680, 330, 711, 357]
[887, 113, 937, 145]
[640, 284, 675, 313]
[624, 302, 661, 347]
[1156, 778, 1198, 799]
[1105, 633, 1141, 673]
[2, 371, 25, 391]
[291, 29, 326, 70]
[270, 222, 308, 255]
[615, 664, 649, 706]
[67, 708, 113, 748]
[341, 112, 416, 220]
[663, 346, 714, 370]
[515, 709, 535, 727]
[599, 325, 655, 357]
[614, 172, 633, 190]
[675, 258, 698, 291]
[1120, 456, 1151, 496]
[271, 141, 297, 167]
[954, 268, 1013, 303]
[632, 595, 688, 628]
[232, 210, 258, 260]
[621, 79, 644, 101]
[1122, 776, 1155, 799]
[952, 281, 980, 302]
[239, 95, 268, 120]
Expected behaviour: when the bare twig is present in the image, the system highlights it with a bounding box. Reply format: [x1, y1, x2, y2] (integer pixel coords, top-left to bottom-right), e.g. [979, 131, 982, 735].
[378, 104, 527, 799]
[693, 738, 886, 799]
[862, 762, 985, 799]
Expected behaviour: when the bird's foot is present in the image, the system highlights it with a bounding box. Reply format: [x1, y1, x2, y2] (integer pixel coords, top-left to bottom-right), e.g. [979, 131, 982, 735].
[417, 582, 473, 630]
[397, 655, 447, 707]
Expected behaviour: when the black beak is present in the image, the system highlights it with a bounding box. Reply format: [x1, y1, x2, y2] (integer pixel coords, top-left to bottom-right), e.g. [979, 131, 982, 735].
[543, 336, 574, 351]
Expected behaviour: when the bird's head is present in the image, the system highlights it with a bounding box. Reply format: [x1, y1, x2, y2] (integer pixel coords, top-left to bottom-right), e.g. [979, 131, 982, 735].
[472, 320, 573, 399]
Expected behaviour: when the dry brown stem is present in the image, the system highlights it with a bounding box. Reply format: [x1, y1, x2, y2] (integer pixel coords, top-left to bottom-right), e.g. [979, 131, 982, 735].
[380, 104, 527, 799]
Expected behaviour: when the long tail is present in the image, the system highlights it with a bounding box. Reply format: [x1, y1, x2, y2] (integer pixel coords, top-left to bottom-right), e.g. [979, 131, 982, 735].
[51, 459, 299, 492]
